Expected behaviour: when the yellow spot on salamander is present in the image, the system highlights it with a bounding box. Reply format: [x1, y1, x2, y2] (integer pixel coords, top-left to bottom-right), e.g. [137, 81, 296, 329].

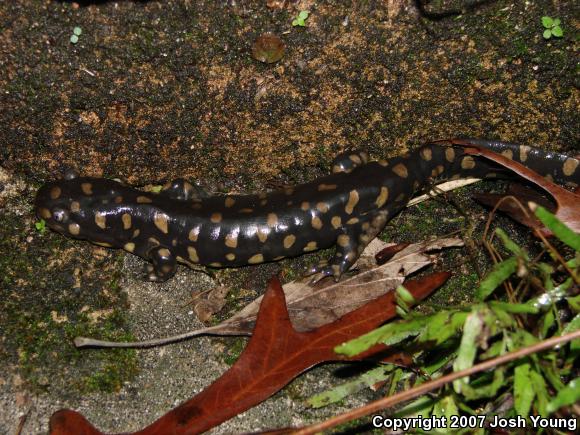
[124, 242, 135, 253]
[50, 186, 61, 199]
[375, 186, 389, 208]
[316, 202, 329, 213]
[225, 197, 236, 208]
[311, 216, 323, 230]
[501, 149, 514, 160]
[445, 148, 455, 162]
[257, 228, 269, 243]
[563, 158, 579, 177]
[137, 195, 152, 204]
[158, 248, 171, 257]
[226, 253, 236, 261]
[345, 190, 359, 214]
[39, 208, 51, 219]
[349, 154, 362, 164]
[68, 223, 80, 235]
[210, 212, 222, 223]
[392, 163, 408, 178]
[519, 145, 531, 162]
[318, 184, 337, 191]
[154, 212, 169, 234]
[303, 241, 317, 252]
[283, 235, 296, 249]
[239, 208, 253, 213]
[420, 147, 432, 161]
[267, 213, 278, 227]
[81, 183, 93, 195]
[95, 212, 106, 229]
[209, 262, 222, 267]
[122, 213, 131, 230]
[248, 254, 264, 264]
[189, 227, 200, 242]
[461, 156, 476, 170]
[70, 201, 80, 213]
[188, 246, 199, 262]
[337, 234, 350, 247]
[301, 201, 310, 211]
[331, 216, 342, 229]
[346, 217, 359, 225]
[225, 232, 238, 248]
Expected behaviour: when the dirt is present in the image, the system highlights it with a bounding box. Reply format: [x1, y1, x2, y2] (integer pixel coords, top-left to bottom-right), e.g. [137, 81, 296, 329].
[0, 0, 578, 433]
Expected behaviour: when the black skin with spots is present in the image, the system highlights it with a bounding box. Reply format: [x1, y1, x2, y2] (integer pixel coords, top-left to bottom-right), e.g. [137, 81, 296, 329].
[35, 140, 580, 282]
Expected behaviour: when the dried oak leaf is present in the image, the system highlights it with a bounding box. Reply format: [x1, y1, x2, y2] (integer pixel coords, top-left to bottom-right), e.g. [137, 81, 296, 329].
[51, 272, 450, 434]
[450, 139, 580, 235]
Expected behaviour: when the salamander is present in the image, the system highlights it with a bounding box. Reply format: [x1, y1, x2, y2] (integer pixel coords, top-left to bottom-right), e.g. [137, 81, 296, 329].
[35, 139, 580, 282]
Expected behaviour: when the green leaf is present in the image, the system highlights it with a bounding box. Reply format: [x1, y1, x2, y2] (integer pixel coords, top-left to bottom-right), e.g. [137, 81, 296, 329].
[73, 27, 82, 36]
[432, 395, 459, 421]
[495, 228, 527, 258]
[396, 285, 416, 304]
[514, 362, 535, 415]
[35, 219, 46, 233]
[530, 368, 550, 415]
[489, 301, 539, 314]
[541, 307, 556, 338]
[70, 34, 79, 44]
[547, 378, 580, 413]
[394, 394, 434, 418]
[453, 309, 484, 393]
[298, 10, 309, 20]
[542, 16, 554, 28]
[477, 257, 517, 300]
[335, 316, 428, 356]
[562, 313, 580, 351]
[552, 18, 561, 26]
[551, 26, 563, 37]
[419, 311, 467, 345]
[307, 365, 395, 408]
[543, 29, 552, 39]
[461, 368, 505, 400]
[534, 205, 580, 250]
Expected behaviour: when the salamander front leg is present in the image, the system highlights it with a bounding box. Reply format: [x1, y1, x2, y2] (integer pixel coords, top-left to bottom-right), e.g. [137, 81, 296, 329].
[308, 210, 389, 282]
[331, 150, 369, 174]
[146, 247, 177, 282]
[161, 178, 208, 201]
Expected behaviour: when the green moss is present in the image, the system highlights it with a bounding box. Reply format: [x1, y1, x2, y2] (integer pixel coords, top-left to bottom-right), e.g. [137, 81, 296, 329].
[221, 337, 247, 366]
[0, 209, 138, 393]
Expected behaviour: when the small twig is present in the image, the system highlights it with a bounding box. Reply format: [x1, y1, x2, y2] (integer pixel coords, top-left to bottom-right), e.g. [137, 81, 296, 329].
[15, 408, 30, 435]
[532, 227, 580, 286]
[406, 178, 481, 207]
[291, 330, 580, 435]
[74, 323, 247, 349]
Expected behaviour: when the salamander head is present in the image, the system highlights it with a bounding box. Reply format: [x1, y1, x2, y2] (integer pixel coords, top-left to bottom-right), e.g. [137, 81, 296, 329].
[35, 176, 131, 247]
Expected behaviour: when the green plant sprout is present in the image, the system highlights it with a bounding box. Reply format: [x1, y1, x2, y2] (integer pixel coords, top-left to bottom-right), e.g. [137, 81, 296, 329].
[70, 26, 82, 44]
[541, 16, 563, 39]
[292, 10, 309, 27]
[35, 219, 46, 233]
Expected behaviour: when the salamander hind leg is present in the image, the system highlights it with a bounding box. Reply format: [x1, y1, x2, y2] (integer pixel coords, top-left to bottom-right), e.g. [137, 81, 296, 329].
[146, 246, 177, 282]
[331, 150, 369, 174]
[161, 178, 208, 201]
[308, 210, 389, 282]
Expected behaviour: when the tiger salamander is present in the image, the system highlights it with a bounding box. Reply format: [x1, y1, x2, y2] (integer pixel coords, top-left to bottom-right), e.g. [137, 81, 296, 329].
[35, 139, 580, 282]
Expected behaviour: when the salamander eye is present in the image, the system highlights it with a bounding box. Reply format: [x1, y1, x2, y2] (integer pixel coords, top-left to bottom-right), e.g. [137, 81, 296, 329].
[53, 208, 69, 223]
